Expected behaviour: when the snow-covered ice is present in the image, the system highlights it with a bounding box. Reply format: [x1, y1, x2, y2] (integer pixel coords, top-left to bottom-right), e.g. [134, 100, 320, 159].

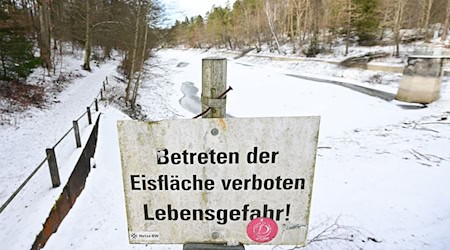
[1, 48, 449, 249]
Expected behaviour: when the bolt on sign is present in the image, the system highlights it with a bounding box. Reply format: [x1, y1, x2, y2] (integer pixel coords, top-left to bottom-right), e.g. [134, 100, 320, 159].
[117, 117, 320, 245]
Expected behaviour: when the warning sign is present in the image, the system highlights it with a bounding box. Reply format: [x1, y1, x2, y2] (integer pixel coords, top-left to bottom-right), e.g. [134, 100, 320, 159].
[117, 117, 320, 245]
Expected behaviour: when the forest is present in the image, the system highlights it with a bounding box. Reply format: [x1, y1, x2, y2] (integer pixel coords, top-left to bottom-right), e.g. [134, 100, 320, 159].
[170, 0, 450, 57]
[1, 0, 450, 109]
[0, 0, 163, 108]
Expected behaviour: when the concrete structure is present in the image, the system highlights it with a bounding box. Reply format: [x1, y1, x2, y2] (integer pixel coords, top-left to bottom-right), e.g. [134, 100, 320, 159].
[396, 55, 447, 104]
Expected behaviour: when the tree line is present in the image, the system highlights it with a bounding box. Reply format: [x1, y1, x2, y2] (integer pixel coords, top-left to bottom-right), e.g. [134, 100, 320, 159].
[1, 0, 163, 109]
[169, 0, 450, 57]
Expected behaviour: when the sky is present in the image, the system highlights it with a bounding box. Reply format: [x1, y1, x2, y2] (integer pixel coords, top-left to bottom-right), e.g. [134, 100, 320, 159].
[162, 0, 236, 26]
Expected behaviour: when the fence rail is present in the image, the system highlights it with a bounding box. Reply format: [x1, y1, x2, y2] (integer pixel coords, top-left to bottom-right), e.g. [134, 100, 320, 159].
[0, 77, 110, 214]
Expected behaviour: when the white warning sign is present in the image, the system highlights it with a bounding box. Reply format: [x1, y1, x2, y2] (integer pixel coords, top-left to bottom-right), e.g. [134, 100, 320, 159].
[117, 116, 320, 245]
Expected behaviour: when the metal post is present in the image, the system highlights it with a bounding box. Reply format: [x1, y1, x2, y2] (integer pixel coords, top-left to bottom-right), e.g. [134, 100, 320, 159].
[46, 148, 61, 188]
[105, 76, 109, 85]
[201, 58, 227, 118]
[87, 107, 92, 125]
[95, 98, 99, 111]
[103, 81, 106, 91]
[100, 89, 104, 100]
[73, 120, 82, 148]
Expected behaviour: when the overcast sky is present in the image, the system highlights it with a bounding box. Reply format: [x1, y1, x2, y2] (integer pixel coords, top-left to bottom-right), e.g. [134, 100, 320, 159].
[162, 0, 236, 26]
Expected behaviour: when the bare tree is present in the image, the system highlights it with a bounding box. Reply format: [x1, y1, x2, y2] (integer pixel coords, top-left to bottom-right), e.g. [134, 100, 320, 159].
[423, 0, 435, 41]
[37, 0, 52, 72]
[291, 0, 306, 50]
[131, 4, 150, 109]
[125, 3, 142, 103]
[442, 0, 450, 41]
[393, 0, 406, 56]
[264, 0, 283, 54]
[169, 0, 449, 55]
[345, 0, 352, 56]
[82, 0, 91, 70]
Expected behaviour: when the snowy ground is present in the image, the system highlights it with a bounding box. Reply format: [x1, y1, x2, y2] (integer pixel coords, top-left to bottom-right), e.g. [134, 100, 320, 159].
[1, 48, 449, 249]
[0, 53, 120, 248]
[0, 55, 119, 207]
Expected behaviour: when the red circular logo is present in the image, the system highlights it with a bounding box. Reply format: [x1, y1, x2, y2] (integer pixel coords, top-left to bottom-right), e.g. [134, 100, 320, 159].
[246, 218, 278, 243]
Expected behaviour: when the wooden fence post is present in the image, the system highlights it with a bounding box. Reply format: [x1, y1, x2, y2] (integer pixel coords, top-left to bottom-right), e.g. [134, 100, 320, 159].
[201, 58, 227, 118]
[46, 148, 60, 187]
[73, 121, 82, 148]
[103, 81, 106, 91]
[87, 107, 92, 125]
[95, 98, 99, 111]
[100, 89, 104, 100]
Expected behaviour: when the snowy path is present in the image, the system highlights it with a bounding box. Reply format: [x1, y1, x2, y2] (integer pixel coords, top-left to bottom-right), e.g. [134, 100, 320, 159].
[0, 61, 119, 206]
[42, 49, 450, 249]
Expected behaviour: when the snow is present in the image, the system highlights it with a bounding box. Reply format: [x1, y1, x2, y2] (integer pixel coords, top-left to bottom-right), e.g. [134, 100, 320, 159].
[1, 48, 450, 249]
[0, 56, 119, 206]
[0, 53, 119, 249]
[199, 48, 406, 94]
[0, 112, 102, 249]
[43, 107, 135, 250]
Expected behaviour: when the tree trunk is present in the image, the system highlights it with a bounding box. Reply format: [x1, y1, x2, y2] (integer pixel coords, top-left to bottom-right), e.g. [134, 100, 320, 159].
[256, 4, 262, 50]
[394, 0, 405, 57]
[227, 37, 233, 50]
[442, 0, 450, 41]
[256, 34, 262, 52]
[38, 0, 52, 72]
[303, 0, 310, 42]
[1, 53, 7, 79]
[131, 12, 149, 109]
[125, 4, 141, 103]
[419, 1, 426, 32]
[289, 3, 296, 54]
[264, 0, 282, 54]
[311, 0, 321, 37]
[345, 0, 351, 56]
[295, 0, 304, 51]
[83, 0, 91, 71]
[424, 0, 434, 41]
